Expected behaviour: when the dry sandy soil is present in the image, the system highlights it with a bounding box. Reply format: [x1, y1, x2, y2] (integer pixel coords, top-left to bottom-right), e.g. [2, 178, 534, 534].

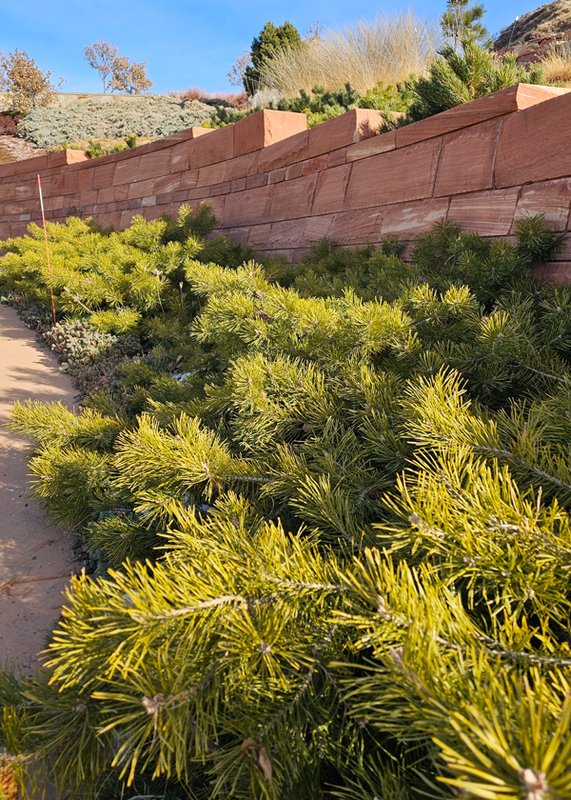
[0, 136, 44, 164]
[0, 305, 76, 675]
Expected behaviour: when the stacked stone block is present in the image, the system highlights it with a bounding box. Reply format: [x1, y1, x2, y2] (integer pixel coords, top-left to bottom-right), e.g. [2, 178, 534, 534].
[0, 84, 569, 282]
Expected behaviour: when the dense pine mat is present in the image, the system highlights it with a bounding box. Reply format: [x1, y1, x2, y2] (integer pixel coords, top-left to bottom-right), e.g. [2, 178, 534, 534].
[0, 208, 570, 799]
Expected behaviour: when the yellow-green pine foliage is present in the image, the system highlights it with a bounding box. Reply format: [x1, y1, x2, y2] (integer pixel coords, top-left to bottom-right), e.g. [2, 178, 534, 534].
[1, 211, 570, 799]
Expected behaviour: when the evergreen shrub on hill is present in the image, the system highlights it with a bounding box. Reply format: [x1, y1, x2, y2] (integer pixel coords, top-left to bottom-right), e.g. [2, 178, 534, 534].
[18, 95, 215, 148]
[0, 208, 571, 800]
[392, 41, 543, 126]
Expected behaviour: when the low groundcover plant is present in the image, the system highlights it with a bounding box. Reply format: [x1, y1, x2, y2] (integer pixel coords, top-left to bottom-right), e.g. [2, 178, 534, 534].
[0, 207, 570, 799]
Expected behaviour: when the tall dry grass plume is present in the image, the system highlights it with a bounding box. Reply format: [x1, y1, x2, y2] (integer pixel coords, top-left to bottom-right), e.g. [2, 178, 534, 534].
[258, 13, 436, 96]
[541, 42, 571, 87]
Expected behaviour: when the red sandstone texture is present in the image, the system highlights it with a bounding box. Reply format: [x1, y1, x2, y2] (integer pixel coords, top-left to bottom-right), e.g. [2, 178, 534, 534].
[0, 86, 569, 281]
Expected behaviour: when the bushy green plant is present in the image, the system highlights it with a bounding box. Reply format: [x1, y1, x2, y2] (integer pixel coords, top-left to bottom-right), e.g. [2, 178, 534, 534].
[1, 210, 571, 800]
[396, 41, 543, 125]
[273, 82, 407, 127]
[18, 95, 215, 149]
[243, 20, 303, 95]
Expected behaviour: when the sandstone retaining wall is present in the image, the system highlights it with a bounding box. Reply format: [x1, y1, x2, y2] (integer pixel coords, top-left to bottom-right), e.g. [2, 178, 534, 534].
[0, 83, 569, 281]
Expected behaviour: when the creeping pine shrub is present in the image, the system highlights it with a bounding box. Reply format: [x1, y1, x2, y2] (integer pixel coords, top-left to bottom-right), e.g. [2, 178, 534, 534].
[3, 210, 571, 800]
[272, 82, 408, 127]
[391, 41, 543, 126]
[18, 95, 215, 148]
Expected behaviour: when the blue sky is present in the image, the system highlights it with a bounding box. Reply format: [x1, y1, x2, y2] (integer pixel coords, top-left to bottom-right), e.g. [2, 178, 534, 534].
[0, 1, 531, 95]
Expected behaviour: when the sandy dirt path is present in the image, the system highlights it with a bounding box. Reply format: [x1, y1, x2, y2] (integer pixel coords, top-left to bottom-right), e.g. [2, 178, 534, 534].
[0, 305, 77, 675]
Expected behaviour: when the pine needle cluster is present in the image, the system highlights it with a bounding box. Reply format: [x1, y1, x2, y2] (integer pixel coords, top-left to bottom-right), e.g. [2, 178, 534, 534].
[0, 210, 570, 799]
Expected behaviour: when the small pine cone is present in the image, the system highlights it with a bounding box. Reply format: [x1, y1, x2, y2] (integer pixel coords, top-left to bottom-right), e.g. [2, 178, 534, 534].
[0, 763, 18, 800]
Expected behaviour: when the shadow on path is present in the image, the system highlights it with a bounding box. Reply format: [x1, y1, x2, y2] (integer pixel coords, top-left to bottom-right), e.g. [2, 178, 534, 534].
[0, 305, 77, 675]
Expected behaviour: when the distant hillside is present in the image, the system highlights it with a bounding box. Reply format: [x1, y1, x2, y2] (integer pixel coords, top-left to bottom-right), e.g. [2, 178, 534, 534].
[494, 0, 571, 61]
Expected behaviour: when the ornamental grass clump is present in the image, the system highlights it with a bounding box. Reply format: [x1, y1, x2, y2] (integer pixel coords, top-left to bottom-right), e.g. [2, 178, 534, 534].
[0, 209, 570, 799]
[258, 13, 436, 95]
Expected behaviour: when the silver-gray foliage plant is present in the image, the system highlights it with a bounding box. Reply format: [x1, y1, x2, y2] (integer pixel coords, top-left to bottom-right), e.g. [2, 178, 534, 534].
[18, 95, 215, 147]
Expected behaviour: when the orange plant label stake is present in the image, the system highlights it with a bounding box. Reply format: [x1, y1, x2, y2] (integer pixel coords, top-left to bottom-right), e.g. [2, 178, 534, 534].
[37, 174, 57, 326]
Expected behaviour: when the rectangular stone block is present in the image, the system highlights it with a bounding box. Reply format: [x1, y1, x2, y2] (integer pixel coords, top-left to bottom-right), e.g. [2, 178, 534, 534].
[46, 151, 71, 169]
[247, 223, 272, 248]
[380, 198, 449, 236]
[246, 173, 268, 189]
[43, 174, 65, 195]
[345, 137, 441, 210]
[8, 221, 30, 237]
[100, 184, 130, 204]
[269, 173, 318, 221]
[347, 130, 397, 161]
[204, 195, 226, 219]
[434, 117, 502, 196]
[396, 83, 570, 149]
[301, 154, 329, 176]
[495, 91, 571, 187]
[268, 168, 286, 184]
[76, 189, 98, 206]
[64, 149, 89, 165]
[154, 173, 182, 195]
[312, 164, 352, 215]
[223, 225, 250, 245]
[0, 183, 15, 200]
[270, 219, 307, 248]
[209, 180, 233, 196]
[534, 261, 571, 285]
[172, 189, 191, 202]
[327, 148, 348, 168]
[225, 151, 259, 181]
[258, 130, 309, 173]
[14, 183, 35, 200]
[137, 151, 172, 181]
[114, 157, 143, 186]
[179, 169, 200, 190]
[234, 109, 307, 157]
[92, 162, 116, 190]
[169, 142, 193, 173]
[224, 185, 272, 225]
[285, 162, 304, 180]
[308, 109, 382, 158]
[305, 214, 336, 242]
[63, 172, 79, 194]
[332, 209, 383, 245]
[94, 211, 122, 230]
[448, 188, 519, 235]
[167, 126, 213, 144]
[188, 125, 234, 168]
[513, 179, 571, 231]
[42, 195, 65, 212]
[120, 209, 138, 228]
[0, 154, 47, 178]
[77, 168, 95, 192]
[197, 161, 227, 188]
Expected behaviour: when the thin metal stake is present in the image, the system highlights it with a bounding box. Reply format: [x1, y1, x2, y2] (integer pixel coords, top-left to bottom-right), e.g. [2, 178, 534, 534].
[37, 174, 57, 325]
